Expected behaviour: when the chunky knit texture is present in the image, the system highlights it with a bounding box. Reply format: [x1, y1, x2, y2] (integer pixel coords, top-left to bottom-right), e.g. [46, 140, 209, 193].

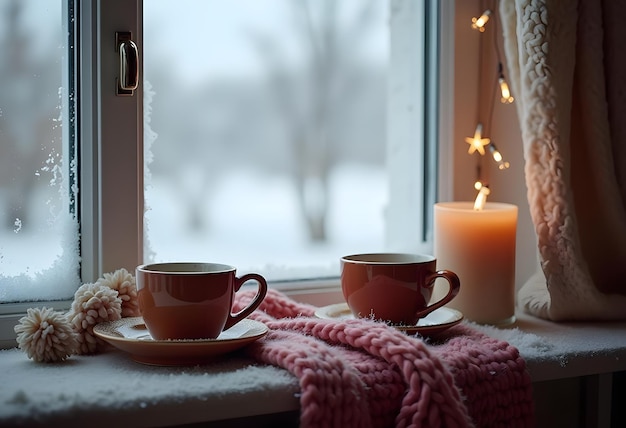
[233, 289, 534, 428]
[500, 0, 626, 320]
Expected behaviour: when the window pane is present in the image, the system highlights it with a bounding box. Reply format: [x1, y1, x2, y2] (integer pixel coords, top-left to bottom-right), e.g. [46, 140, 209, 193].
[0, 0, 79, 302]
[144, 0, 389, 280]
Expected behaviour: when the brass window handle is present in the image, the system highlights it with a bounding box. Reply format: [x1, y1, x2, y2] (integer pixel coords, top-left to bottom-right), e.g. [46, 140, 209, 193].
[116, 32, 138, 95]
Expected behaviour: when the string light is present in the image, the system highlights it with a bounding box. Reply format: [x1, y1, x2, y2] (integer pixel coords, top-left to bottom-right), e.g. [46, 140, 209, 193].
[471, 10, 491, 32]
[465, 123, 490, 156]
[498, 63, 514, 104]
[488, 142, 510, 169]
[466, 2, 512, 192]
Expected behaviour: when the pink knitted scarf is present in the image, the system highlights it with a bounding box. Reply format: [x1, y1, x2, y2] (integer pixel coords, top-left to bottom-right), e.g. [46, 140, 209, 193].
[233, 289, 534, 428]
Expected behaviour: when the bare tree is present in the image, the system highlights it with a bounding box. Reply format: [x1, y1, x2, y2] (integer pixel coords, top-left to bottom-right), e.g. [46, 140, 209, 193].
[253, 0, 379, 241]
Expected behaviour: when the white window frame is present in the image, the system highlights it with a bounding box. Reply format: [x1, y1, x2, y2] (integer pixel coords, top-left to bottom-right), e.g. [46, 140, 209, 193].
[79, 0, 143, 281]
[0, 0, 451, 348]
[386, 0, 445, 250]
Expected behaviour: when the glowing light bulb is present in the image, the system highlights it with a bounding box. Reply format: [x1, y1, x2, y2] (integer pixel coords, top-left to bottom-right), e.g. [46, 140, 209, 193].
[499, 77, 514, 104]
[488, 143, 510, 169]
[465, 123, 490, 156]
[497, 63, 514, 104]
[471, 10, 491, 32]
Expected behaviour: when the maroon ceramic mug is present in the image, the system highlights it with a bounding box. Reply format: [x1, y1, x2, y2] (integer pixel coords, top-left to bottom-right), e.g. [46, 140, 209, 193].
[136, 262, 267, 340]
[341, 253, 460, 326]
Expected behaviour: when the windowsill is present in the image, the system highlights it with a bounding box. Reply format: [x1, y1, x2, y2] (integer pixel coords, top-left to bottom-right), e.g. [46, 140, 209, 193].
[1, 307, 625, 427]
[499, 310, 626, 383]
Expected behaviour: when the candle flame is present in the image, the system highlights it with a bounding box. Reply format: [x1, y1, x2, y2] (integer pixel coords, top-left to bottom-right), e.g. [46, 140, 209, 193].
[473, 182, 490, 211]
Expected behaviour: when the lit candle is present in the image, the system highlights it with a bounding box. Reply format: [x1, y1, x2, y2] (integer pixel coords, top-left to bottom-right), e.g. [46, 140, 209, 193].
[433, 202, 518, 325]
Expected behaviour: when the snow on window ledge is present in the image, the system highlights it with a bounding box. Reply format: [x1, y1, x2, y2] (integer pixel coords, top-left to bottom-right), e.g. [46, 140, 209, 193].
[1, 308, 626, 426]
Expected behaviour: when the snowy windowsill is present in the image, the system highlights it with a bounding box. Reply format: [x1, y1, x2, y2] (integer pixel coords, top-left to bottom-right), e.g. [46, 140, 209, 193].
[1, 308, 626, 427]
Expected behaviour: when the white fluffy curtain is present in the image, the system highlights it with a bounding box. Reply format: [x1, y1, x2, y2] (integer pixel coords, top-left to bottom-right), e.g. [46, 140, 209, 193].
[499, 0, 626, 320]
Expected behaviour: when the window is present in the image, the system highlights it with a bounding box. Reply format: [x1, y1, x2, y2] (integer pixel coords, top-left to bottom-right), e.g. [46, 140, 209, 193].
[142, 0, 439, 283]
[0, 0, 442, 345]
[0, 0, 80, 303]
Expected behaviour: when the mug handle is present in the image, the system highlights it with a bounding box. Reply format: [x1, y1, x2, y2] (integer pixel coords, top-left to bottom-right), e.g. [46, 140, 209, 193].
[415, 270, 460, 319]
[224, 273, 268, 330]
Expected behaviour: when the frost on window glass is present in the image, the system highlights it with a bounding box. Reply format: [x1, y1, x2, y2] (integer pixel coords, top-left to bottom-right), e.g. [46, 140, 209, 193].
[0, 0, 80, 303]
[144, 0, 388, 281]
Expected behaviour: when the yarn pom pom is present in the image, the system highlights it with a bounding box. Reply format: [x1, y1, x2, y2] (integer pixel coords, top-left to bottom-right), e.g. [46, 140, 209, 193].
[68, 283, 122, 354]
[14, 307, 79, 363]
[96, 268, 140, 317]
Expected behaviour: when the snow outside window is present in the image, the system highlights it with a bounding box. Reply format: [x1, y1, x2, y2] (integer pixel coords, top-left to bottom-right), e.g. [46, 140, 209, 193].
[143, 0, 438, 284]
[0, 0, 80, 303]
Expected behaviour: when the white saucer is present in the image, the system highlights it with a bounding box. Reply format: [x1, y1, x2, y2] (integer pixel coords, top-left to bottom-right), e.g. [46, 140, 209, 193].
[93, 317, 268, 366]
[314, 303, 463, 336]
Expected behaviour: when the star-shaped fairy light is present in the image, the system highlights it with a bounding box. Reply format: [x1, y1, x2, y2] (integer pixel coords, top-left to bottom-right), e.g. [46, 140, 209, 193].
[465, 123, 490, 155]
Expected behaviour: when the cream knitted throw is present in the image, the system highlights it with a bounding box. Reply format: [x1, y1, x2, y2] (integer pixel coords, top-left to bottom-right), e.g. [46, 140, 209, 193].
[500, 0, 626, 320]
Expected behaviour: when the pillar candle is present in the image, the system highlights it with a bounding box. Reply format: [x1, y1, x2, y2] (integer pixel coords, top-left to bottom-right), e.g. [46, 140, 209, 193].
[433, 202, 518, 325]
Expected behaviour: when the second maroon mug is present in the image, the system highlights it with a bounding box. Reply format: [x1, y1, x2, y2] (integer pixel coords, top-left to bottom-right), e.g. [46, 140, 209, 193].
[341, 253, 460, 326]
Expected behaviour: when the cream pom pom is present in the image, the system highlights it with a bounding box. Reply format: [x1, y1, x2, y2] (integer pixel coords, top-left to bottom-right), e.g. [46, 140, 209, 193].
[68, 283, 122, 354]
[96, 268, 140, 317]
[14, 307, 79, 363]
